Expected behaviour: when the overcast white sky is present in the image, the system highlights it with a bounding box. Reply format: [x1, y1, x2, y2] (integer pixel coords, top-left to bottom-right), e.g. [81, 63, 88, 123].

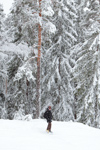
[0, 0, 14, 14]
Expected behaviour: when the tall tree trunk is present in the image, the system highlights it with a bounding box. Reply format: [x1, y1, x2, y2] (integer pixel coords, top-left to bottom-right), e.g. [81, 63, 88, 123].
[36, 0, 42, 118]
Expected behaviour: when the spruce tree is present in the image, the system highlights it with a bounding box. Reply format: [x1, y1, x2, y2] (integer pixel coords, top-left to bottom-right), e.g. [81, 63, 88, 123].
[41, 0, 77, 121]
[71, 0, 100, 127]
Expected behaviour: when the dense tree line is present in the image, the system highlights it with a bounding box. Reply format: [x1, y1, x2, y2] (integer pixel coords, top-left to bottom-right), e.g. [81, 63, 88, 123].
[0, 0, 100, 128]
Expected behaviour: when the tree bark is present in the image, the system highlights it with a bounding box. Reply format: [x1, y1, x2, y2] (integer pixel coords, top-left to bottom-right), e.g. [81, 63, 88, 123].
[36, 0, 42, 118]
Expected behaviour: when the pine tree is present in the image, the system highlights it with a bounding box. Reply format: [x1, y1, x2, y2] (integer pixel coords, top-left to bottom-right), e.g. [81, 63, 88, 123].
[5, 0, 56, 119]
[36, 0, 42, 118]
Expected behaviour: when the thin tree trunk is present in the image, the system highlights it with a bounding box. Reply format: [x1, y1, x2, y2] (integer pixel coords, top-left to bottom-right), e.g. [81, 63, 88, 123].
[5, 77, 7, 96]
[58, 57, 61, 103]
[36, 0, 42, 118]
[74, 95, 77, 120]
[26, 77, 29, 102]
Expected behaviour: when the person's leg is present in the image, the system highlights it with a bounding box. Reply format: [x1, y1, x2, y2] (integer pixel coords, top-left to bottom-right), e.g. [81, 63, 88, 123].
[47, 122, 51, 131]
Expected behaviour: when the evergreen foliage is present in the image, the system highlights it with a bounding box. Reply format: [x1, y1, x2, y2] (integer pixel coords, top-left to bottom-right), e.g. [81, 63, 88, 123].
[0, 4, 6, 45]
[0, 0, 100, 128]
[41, 0, 78, 121]
[71, 0, 100, 127]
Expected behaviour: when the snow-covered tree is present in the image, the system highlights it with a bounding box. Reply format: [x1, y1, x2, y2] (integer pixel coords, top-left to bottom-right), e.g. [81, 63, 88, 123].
[41, 0, 78, 121]
[5, 0, 56, 118]
[0, 4, 6, 45]
[0, 4, 8, 119]
[1, 0, 100, 129]
[4, 43, 36, 119]
[6, 0, 37, 45]
[36, 0, 56, 118]
[75, 0, 87, 43]
[71, 0, 100, 127]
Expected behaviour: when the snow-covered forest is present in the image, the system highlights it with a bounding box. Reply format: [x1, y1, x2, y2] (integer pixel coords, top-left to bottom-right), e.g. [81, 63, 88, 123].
[0, 0, 100, 128]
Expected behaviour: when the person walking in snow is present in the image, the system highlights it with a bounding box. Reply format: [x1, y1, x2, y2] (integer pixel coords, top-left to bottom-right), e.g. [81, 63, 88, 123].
[44, 106, 52, 133]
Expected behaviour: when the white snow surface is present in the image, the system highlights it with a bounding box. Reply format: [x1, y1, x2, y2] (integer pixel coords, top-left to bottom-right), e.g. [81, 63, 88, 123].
[0, 119, 100, 150]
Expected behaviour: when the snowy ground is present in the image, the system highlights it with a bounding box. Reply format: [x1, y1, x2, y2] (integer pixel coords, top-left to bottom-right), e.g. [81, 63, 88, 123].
[0, 119, 100, 150]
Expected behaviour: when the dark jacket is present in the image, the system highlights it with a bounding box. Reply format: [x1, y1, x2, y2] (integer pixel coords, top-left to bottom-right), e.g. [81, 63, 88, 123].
[44, 108, 52, 123]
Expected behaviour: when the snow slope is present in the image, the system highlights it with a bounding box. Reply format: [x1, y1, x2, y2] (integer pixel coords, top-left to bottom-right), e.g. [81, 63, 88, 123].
[0, 119, 100, 150]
